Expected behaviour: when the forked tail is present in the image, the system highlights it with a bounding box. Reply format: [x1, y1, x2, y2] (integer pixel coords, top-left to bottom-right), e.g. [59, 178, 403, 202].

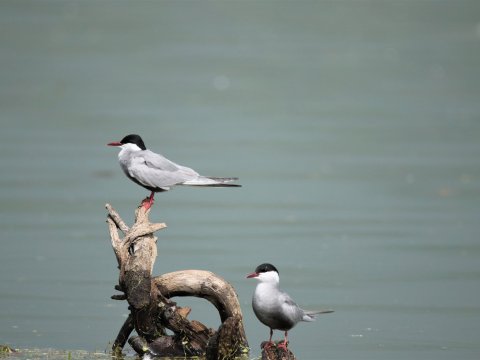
[302, 309, 334, 322]
[183, 176, 241, 187]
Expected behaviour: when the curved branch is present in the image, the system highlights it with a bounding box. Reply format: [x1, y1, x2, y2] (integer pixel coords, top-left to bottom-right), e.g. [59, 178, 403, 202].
[153, 270, 243, 323]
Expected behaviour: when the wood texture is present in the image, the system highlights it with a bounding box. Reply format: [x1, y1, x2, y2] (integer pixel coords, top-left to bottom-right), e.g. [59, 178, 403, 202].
[106, 202, 249, 359]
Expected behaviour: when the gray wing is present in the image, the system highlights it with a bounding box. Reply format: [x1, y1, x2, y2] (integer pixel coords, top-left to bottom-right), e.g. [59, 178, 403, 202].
[128, 150, 200, 189]
[278, 290, 304, 325]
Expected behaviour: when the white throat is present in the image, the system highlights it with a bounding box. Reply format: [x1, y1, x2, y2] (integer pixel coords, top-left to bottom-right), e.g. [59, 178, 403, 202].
[255, 271, 280, 286]
[118, 143, 142, 158]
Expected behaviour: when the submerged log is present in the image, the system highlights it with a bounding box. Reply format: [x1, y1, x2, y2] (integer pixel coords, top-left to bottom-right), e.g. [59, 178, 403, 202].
[106, 202, 249, 359]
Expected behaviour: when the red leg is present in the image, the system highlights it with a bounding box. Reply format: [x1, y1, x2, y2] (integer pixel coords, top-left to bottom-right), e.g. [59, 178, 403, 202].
[277, 331, 289, 351]
[142, 191, 155, 210]
[262, 328, 275, 349]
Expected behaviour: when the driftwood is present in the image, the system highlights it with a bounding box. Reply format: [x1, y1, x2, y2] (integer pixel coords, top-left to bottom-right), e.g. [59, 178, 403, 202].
[106, 202, 249, 359]
[261, 342, 296, 360]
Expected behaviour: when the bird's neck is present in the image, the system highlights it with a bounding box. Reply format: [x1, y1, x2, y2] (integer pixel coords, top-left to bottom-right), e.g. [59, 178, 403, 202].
[118, 144, 141, 159]
[257, 281, 279, 291]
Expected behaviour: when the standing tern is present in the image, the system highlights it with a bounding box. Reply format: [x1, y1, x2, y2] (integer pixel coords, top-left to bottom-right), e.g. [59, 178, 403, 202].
[247, 263, 333, 350]
[108, 134, 240, 208]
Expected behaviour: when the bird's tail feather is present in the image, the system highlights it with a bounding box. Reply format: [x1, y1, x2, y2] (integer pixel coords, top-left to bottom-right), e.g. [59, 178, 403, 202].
[182, 176, 241, 187]
[302, 309, 334, 322]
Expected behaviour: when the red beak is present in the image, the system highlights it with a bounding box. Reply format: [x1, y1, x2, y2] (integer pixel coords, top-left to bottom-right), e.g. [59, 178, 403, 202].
[246, 272, 258, 279]
[107, 142, 122, 146]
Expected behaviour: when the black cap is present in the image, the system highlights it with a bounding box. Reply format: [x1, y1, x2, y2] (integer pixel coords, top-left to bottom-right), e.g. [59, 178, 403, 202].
[255, 263, 279, 275]
[120, 134, 147, 150]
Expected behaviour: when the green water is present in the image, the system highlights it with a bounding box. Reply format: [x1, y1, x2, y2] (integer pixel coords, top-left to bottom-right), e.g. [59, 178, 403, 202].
[1, 1, 480, 359]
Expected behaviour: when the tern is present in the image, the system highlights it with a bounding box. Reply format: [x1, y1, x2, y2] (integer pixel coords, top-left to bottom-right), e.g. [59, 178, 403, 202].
[108, 134, 240, 208]
[247, 263, 333, 350]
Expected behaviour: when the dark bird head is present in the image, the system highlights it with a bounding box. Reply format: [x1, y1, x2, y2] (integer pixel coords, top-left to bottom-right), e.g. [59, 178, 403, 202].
[246, 263, 279, 281]
[107, 134, 147, 150]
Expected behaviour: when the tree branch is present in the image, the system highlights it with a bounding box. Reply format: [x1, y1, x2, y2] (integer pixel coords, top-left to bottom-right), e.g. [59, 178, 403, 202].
[106, 203, 129, 234]
[112, 314, 135, 352]
[153, 270, 243, 322]
[106, 202, 249, 359]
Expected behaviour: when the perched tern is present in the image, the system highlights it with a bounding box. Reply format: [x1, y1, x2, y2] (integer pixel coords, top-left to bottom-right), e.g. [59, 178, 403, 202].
[247, 263, 333, 350]
[108, 134, 240, 208]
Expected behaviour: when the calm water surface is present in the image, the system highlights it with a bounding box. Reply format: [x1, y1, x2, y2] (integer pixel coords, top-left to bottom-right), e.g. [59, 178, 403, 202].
[1, 1, 480, 359]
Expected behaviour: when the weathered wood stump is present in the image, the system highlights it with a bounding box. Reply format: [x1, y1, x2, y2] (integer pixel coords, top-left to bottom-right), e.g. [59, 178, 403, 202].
[261, 342, 296, 360]
[106, 202, 249, 359]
